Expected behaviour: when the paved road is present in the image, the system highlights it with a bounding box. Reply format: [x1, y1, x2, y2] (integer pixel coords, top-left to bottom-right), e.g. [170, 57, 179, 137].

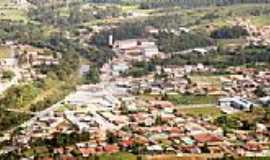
[5, 109, 37, 116]
[171, 46, 217, 56]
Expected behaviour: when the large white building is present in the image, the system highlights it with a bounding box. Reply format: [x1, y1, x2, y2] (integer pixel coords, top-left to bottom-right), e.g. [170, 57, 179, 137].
[218, 97, 254, 111]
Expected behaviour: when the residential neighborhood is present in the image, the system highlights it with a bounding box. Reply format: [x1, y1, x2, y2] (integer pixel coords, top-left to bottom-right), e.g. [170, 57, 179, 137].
[1, 0, 270, 160]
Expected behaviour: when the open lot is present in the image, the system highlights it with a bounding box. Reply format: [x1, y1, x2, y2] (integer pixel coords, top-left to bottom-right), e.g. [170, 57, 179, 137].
[189, 75, 222, 88]
[0, 46, 11, 58]
[178, 106, 222, 119]
[167, 94, 218, 105]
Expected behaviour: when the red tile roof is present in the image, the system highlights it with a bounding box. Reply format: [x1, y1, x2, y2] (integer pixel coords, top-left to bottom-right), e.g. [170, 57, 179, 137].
[103, 145, 120, 154]
[193, 134, 223, 143]
[244, 143, 263, 152]
[120, 139, 134, 147]
[150, 100, 175, 108]
[78, 147, 96, 156]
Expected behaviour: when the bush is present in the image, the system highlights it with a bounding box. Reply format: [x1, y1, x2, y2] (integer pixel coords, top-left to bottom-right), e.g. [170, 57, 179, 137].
[211, 26, 249, 39]
[2, 70, 15, 80]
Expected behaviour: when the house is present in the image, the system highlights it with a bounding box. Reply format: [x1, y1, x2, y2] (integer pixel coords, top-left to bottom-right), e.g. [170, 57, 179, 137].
[143, 45, 159, 58]
[179, 27, 190, 33]
[79, 65, 90, 76]
[147, 145, 163, 153]
[103, 145, 119, 154]
[112, 63, 129, 76]
[145, 26, 159, 35]
[150, 101, 175, 109]
[78, 147, 96, 157]
[120, 139, 134, 148]
[192, 48, 208, 55]
[258, 96, 270, 107]
[193, 133, 223, 144]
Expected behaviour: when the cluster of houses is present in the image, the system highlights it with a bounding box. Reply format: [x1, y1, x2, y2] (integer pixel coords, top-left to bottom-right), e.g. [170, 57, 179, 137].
[221, 67, 270, 99]
[5, 81, 270, 158]
[234, 18, 270, 47]
[15, 44, 60, 81]
[0, 42, 61, 82]
[125, 64, 219, 96]
[1, 45, 270, 158]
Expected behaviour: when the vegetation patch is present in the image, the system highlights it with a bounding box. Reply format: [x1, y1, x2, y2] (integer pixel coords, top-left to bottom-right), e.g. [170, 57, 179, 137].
[0, 110, 32, 132]
[166, 94, 218, 105]
[179, 106, 222, 119]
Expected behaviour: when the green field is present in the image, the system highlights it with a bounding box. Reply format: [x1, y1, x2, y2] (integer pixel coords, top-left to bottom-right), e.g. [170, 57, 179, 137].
[178, 106, 222, 118]
[94, 152, 137, 160]
[0, 0, 28, 22]
[167, 94, 218, 105]
[0, 9, 28, 21]
[250, 15, 270, 27]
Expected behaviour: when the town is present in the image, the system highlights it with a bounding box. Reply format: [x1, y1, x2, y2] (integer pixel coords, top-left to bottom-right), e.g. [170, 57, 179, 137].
[0, 0, 270, 160]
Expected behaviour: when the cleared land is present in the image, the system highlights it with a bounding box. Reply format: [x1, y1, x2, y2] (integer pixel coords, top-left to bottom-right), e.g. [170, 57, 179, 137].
[178, 106, 222, 119]
[0, 46, 11, 58]
[167, 94, 218, 105]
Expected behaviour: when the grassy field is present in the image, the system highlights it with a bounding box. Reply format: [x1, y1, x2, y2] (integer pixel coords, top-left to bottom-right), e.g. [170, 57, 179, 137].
[178, 106, 222, 119]
[189, 75, 222, 88]
[250, 15, 270, 27]
[189, 4, 270, 31]
[229, 107, 266, 122]
[217, 38, 247, 47]
[95, 152, 137, 160]
[167, 94, 218, 105]
[0, 0, 28, 22]
[0, 46, 11, 58]
[0, 8, 28, 21]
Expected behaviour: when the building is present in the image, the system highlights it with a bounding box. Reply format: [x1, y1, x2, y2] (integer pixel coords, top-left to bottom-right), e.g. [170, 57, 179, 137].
[112, 63, 129, 76]
[143, 45, 159, 58]
[218, 97, 254, 111]
[114, 39, 138, 50]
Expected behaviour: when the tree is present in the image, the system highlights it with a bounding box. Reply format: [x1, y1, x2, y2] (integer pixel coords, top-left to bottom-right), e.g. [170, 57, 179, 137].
[254, 86, 267, 97]
[106, 131, 118, 144]
[85, 66, 100, 84]
[211, 26, 249, 39]
[2, 70, 15, 80]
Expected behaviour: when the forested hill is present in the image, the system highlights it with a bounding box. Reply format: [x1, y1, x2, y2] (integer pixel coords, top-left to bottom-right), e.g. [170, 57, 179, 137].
[87, 0, 270, 8]
[25, 0, 270, 8]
